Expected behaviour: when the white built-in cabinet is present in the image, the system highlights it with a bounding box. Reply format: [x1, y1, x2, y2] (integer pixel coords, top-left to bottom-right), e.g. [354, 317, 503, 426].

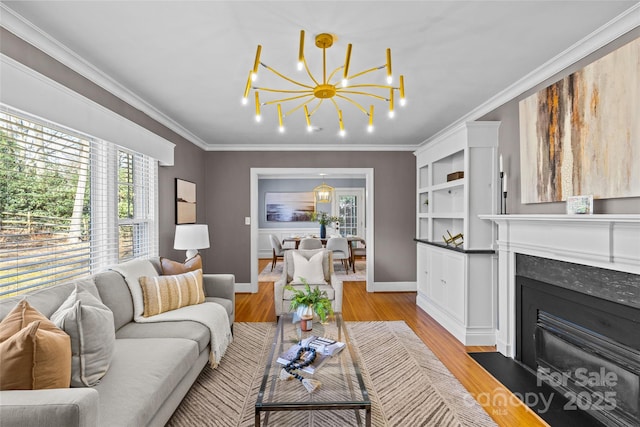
[414, 121, 499, 346]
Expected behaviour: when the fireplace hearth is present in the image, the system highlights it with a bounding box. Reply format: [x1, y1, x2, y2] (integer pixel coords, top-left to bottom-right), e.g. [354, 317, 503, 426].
[516, 254, 640, 426]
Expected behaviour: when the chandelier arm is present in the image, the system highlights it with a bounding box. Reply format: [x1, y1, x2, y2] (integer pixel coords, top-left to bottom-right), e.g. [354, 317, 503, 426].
[327, 65, 344, 84]
[263, 94, 316, 105]
[338, 90, 388, 101]
[254, 87, 313, 94]
[282, 97, 316, 117]
[342, 84, 395, 90]
[334, 95, 369, 115]
[347, 65, 385, 81]
[301, 58, 320, 87]
[308, 99, 325, 117]
[262, 64, 314, 89]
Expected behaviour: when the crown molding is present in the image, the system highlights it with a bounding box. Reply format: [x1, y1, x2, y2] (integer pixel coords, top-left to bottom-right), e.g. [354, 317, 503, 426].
[204, 143, 419, 152]
[418, 2, 640, 148]
[0, 3, 210, 151]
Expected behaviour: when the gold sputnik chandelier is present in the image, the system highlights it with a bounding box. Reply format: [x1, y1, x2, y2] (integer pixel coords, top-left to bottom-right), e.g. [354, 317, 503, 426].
[242, 30, 406, 137]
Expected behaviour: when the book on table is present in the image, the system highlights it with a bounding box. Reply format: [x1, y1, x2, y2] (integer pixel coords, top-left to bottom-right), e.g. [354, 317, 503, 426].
[277, 336, 346, 374]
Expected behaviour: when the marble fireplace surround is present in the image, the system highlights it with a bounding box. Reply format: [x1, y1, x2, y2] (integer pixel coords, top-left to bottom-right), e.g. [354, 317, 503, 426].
[479, 214, 640, 358]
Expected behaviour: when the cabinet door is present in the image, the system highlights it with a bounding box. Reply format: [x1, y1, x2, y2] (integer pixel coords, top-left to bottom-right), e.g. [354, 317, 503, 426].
[444, 252, 466, 323]
[428, 249, 447, 308]
[416, 244, 429, 295]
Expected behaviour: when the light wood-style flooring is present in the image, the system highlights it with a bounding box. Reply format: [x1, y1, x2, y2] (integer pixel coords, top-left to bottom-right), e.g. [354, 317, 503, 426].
[235, 259, 549, 427]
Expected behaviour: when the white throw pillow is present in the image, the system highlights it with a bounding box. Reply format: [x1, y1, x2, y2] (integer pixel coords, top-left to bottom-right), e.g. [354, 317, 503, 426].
[50, 283, 115, 387]
[291, 251, 326, 284]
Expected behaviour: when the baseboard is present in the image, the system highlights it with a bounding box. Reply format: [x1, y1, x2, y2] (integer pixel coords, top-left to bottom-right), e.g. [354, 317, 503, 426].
[235, 282, 253, 293]
[372, 281, 416, 292]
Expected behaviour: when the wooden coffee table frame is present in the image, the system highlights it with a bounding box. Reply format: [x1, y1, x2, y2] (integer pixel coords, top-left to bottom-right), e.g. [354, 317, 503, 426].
[255, 313, 371, 426]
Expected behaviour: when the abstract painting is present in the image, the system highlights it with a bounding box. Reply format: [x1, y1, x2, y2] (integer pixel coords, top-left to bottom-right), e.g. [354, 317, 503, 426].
[176, 178, 196, 224]
[265, 192, 315, 222]
[519, 37, 640, 203]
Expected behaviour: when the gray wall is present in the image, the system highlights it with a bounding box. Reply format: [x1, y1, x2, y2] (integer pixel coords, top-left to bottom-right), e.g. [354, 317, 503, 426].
[202, 151, 416, 283]
[481, 27, 640, 214]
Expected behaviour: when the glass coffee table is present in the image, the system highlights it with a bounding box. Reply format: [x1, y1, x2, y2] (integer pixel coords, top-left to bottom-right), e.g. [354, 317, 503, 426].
[255, 313, 371, 426]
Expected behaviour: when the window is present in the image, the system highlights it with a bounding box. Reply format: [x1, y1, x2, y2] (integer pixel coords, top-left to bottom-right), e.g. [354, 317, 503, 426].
[0, 107, 157, 297]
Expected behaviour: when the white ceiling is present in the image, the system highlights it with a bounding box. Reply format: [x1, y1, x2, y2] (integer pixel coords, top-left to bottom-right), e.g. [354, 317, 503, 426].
[2, 1, 638, 151]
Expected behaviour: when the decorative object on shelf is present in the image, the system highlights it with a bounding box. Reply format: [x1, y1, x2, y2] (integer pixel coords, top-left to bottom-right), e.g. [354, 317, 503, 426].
[285, 278, 334, 325]
[242, 30, 406, 136]
[313, 174, 334, 203]
[443, 230, 464, 247]
[566, 195, 594, 214]
[308, 211, 342, 239]
[499, 155, 505, 214]
[175, 178, 196, 224]
[173, 224, 210, 261]
[502, 172, 508, 215]
[446, 171, 464, 182]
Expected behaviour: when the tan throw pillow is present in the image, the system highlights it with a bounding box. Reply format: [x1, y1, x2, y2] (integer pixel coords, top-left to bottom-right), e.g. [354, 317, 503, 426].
[160, 254, 202, 276]
[50, 285, 116, 387]
[139, 269, 205, 317]
[0, 300, 71, 390]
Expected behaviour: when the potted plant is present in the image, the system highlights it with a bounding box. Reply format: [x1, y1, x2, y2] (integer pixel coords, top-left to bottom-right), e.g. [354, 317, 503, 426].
[285, 278, 333, 330]
[308, 211, 342, 238]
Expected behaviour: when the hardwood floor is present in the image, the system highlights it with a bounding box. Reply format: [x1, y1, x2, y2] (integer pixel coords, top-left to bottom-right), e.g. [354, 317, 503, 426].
[236, 259, 549, 426]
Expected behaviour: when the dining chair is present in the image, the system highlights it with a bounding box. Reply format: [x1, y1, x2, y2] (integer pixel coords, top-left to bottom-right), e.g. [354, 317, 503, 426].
[269, 234, 290, 271]
[274, 249, 343, 319]
[326, 237, 350, 274]
[351, 240, 366, 273]
[299, 237, 322, 249]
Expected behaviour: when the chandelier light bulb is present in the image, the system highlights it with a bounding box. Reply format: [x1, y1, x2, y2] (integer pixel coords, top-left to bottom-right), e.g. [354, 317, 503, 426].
[400, 98, 406, 107]
[255, 114, 262, 122]
[251, 72, 257, 82]
[388, 111, 395, 119]
[367, 125, 374, 133]
[307, 125, 313, 133]
[342, 78, 348, 87]
[386, 75, 393, 84]
[241, 97, 248, 105]
[339, 129, 346, 137]
[279, 126, 285, 133]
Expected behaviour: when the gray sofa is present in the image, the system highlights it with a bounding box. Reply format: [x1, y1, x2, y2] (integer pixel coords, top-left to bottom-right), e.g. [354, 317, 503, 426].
[0, 258, 235, 427]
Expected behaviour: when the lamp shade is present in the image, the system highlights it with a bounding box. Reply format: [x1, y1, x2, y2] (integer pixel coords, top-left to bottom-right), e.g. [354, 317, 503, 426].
[174, 224, 210, 251]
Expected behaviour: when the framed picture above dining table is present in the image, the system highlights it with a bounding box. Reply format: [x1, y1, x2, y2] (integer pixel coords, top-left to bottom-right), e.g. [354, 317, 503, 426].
[265, 192, 315, 222]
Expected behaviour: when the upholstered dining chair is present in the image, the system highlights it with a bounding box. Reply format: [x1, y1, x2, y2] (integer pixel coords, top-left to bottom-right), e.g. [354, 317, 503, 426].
[269, 234, 290, 271]
[298, 237, 322, 249]
[274, 249, 343, 319]
[325, 237, 350, 274]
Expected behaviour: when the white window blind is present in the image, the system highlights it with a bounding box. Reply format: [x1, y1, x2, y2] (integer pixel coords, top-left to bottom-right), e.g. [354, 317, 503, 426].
[0, 107, 158, 297]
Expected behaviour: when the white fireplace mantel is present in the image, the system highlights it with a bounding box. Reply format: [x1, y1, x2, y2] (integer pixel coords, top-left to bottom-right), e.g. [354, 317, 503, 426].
[479, 214, 640, 357]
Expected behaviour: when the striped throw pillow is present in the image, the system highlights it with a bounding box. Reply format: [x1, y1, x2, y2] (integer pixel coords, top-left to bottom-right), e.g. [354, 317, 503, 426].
[139, 269, 205, 317]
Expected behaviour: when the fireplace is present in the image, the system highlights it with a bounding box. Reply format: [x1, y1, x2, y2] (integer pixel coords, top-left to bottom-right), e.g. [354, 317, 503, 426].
[516, 254, 640, 426]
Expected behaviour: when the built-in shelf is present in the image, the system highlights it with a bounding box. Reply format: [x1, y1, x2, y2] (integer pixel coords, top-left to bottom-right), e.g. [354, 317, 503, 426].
[414, 238, 495, 254]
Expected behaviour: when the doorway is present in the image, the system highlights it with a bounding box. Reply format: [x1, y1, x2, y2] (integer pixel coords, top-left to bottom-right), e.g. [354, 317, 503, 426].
[250, 168, 374, 293]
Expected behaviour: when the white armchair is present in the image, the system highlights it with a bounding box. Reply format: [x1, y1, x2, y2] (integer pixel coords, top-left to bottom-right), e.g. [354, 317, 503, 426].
[274, 249, 343, 318]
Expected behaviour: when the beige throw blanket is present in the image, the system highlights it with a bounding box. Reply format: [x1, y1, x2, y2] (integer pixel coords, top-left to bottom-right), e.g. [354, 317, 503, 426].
[111, 259, 232, 367]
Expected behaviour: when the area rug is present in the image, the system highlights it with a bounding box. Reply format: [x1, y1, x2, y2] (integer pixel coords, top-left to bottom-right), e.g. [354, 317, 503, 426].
[167, 321, 497, 426]
[259, 260, 367, 282]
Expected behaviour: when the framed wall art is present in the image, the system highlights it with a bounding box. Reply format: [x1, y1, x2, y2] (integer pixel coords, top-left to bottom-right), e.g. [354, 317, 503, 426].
[265, 192, 315, 222]
[519, 37, 640, 203]
[176, 178, 196, 224]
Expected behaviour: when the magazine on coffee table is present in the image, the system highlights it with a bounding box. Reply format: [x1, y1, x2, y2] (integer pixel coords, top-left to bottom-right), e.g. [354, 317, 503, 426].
[277, 336, 345, 374]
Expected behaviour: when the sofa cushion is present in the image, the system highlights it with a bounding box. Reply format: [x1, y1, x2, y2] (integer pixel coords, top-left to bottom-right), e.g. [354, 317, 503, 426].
[93, 271, 134, 331]
[0, 280, 93, 320]
[290, 250, 327, 284]
[110, 259, 159, 321]
[139, 269, 205, 317]
[0, 300, 71, 390]
[160, 254, 202, 275]
[50, 285, 116, 387]
[94, 338, 198, 427]
[115, 320, 210, 353]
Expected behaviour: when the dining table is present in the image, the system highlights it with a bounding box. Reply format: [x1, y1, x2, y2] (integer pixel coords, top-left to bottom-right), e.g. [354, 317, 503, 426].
[282, 235, 366, 270]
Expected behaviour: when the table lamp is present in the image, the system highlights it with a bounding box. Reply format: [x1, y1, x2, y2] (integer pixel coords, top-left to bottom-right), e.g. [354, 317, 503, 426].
[174, 224, 210, 261]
